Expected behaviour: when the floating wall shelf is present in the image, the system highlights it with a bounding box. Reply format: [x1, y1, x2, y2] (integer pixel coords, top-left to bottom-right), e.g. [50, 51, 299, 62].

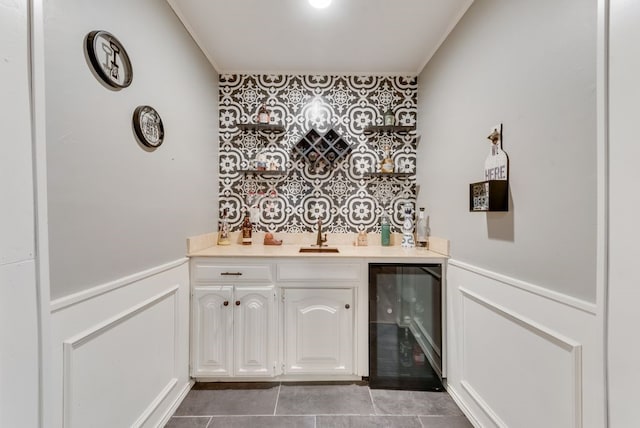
[237, 123, 286, 133]
[363, 125, 415, 135]
[363, 172, 413, 179]
[469, 180, 509, 212]
[239, 169, 287, 176]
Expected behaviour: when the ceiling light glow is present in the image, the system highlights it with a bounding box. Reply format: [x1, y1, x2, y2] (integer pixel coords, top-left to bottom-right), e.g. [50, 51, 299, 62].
[309, 0, 332, 9]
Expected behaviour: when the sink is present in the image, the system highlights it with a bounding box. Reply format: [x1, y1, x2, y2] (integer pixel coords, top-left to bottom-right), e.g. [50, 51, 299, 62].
[299, 247, 340, 253]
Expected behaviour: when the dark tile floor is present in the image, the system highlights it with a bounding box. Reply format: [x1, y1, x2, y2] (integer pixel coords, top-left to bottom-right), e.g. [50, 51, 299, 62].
[166, 382, 472, 428]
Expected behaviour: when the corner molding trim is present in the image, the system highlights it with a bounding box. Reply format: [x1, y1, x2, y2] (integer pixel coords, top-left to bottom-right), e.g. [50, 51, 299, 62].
[156, 380, 195, 428]
[50, 258, 188, 313]
[449, 259, 598, 315]
[444, 383, 482, 428]
[459, 287, 583, 428]
[133, 378, 178, 428]
[460, 380, 509, 428]
[63, 285, 180, 428]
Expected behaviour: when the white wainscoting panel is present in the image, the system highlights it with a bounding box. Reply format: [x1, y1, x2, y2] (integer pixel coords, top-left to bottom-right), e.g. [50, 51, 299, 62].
[446, 261, 605, 428]
[63, 287, 178, 427]
[51, 260, 190, 428]
[460, 288, 582, 428]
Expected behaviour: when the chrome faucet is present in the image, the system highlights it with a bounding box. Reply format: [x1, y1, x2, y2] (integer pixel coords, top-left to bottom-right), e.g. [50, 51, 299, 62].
[316, 219, 327, 247]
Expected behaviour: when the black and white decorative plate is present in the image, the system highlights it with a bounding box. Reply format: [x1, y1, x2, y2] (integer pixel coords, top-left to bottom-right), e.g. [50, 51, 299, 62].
[133, 106, 164, 148]
[85, 30, 133, 89]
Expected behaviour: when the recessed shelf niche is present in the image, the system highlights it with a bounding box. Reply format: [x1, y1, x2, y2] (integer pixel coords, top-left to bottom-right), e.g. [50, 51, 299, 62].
[294, 128, 351, 167]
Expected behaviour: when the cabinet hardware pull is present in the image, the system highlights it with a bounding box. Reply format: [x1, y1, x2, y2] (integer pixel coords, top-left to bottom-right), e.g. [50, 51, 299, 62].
[235, 301, 241, 306]
[345, 304, 350, 309]
[220, 272, 242, 276]
[223, 301, 229, 306]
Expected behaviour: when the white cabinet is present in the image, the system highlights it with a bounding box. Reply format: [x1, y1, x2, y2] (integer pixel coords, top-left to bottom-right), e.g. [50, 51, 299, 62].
[192, 285, 276, 378]
[283, 288, 354, 375]
[234, 287, 276, 376]
[192, 287, 233, 377]
[190, 258, 366, 380]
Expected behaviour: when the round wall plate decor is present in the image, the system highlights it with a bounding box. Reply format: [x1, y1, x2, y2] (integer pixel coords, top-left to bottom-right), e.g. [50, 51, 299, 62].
[85, 30, 133, 89]
[133, 105, 164, 148]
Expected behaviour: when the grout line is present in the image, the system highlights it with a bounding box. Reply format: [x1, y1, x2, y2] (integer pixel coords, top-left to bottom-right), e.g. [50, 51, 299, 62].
[314, 414, 317, 428]
[368, 387, 378, 415]
[273, 383, 282, 416]
[204, 416, 213, 428]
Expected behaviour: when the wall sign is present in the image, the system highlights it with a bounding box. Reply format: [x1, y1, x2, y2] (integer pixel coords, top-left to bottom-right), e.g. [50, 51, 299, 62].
[484, 124, 508, 181]
[470, 124, 509, 212]
[133, 106, 164, 148]
[85, 30, 133, 89]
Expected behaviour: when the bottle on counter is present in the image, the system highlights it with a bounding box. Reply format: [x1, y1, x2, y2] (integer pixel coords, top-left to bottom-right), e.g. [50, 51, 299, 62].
[416, 207, 428, 248]
[241, 215, 252, 245]
[217, 208, 231, 246]
[381, 214, 391, 247]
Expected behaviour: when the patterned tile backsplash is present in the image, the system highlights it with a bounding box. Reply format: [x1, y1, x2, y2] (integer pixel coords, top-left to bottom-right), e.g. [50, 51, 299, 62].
[219, 74, 417, 233]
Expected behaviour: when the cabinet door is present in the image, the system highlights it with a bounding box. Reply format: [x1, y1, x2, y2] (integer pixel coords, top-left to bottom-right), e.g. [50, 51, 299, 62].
[234, 286, 276, 377]
[192, 287, 233, 377]
[283, 288, 354, 375]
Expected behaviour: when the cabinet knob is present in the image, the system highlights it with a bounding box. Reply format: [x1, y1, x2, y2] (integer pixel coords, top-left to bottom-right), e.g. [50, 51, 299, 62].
[223, 301, 229, 306]
[345, 304, 350, 309]
[235, 300, 241, 306]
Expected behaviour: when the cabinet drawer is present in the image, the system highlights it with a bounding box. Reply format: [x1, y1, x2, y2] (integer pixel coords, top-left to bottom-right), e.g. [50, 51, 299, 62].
[192, 263, 273, 283]
[277, 262, 361, 282]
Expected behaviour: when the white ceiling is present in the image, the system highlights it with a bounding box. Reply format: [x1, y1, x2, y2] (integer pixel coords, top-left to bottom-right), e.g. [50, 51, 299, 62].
[167, 0, 473, 75]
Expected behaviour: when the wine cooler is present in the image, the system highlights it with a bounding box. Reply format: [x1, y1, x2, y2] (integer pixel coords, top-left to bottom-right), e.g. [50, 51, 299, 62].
[368, 263, 443, 391]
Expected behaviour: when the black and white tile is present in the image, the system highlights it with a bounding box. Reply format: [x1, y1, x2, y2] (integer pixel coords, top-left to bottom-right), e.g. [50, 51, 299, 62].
[219, 74, 418, 233]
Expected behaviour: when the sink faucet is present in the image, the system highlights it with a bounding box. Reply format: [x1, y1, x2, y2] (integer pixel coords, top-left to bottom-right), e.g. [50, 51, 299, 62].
[316, 219, 327, 247]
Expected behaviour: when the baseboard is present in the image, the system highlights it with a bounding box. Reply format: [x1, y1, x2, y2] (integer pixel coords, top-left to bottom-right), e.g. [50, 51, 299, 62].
[154, 379, 194, 428]
[445, 382, 482, 428]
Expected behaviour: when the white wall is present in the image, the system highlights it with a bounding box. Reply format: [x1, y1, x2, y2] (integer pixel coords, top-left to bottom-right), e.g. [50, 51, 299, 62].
[44, 0, 219, 300]
[42, 0, 219, 425]
[607, 0, 640, 425]
[0, 1, 40, 426]
[417, 0, 606, 426]
[417, 0, 597, 302]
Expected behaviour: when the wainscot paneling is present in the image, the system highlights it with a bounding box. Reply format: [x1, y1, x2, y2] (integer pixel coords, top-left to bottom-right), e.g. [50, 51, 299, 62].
[50, 260, 191, 428]
[445, 261, 605, 428]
